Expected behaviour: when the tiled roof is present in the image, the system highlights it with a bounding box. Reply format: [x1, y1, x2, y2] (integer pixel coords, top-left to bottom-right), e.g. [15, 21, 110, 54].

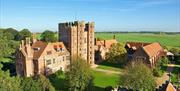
[166, 83, 177, 91]
[126, 42, 151, 50]
[31, 41, 48, 59]
[96, 39, 117, 49]
[143, 42, 162, 58]
[31, 41, 66, 59]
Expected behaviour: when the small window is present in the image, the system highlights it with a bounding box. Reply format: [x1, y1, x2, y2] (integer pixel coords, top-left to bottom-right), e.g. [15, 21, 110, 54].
[66, 56, 70, 60]
[46, 59, 51, 65]
[33, 47, 40, 52]
[84, 38, 86, 43]
[53, 59, 55, 64]
[63, 57, 65, 61]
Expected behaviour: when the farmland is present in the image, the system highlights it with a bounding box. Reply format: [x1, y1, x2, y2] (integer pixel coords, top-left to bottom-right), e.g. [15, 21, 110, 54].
[35, 32, 180, 49]
[95, 32, 180, 49]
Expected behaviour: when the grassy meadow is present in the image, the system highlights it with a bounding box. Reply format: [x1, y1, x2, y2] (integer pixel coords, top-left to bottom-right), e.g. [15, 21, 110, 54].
[35, 32, 180, 49]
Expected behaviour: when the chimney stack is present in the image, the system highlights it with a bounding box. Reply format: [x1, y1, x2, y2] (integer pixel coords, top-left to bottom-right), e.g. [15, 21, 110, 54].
[32, 33, 37, 44]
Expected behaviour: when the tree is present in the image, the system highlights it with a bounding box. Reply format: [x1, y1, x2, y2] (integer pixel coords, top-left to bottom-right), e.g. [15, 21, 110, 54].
[41, 30, 57, 42]
[105, 43, 126, 64]
[153, 57, 169, 77]
[21, 75, 55, 91]
[119, 61, 156, 91]
[19, 29, 32, 40]
[0, 63, 22, 91]
[65, 57, 93, 91]
[2, 28, 19, 40]
[36, 75, 55, 91]
[0, 31, 19, 61]
[169, 48, 180, 64]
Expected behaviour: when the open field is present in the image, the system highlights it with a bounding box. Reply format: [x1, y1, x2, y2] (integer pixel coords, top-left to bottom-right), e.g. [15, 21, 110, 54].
[95, 33, 180, 48]
[35, 32, 180, 49]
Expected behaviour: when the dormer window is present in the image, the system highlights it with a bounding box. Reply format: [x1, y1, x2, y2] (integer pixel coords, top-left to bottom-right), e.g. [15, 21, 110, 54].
[33, 47, 40, 52]
[54, 45, 64, 52]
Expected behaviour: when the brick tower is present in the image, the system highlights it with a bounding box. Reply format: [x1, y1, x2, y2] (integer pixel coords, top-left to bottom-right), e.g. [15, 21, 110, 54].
[58, 21, 94, 64]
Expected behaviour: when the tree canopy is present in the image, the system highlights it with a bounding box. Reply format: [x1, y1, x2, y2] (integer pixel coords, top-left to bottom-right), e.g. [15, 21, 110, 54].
[0, 63, 22, 91]
[119, 61, 156, 91]
[21, 75, 55, 91]
[0, 30, 19, 61]
[19, 29, 32, 40]
[41, 30, 57, 42]
[65, 57, 93, 91]
[105, 43, 126, 64]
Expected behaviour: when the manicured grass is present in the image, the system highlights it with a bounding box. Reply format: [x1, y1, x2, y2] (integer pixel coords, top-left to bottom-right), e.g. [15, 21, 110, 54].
[48, 69, 120, 91]
[92, 70, 119, 88]
[95, 33, 180, 48]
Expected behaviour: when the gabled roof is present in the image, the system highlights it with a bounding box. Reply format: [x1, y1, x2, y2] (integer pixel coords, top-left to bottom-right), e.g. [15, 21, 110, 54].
[31, 41, 48, 59]
[166, 82, 177, 91]
[96, 39, 117, 49]
[31, 41, 67, 59]
[126, 42, 151, 50]
[143, 42, 162, 58]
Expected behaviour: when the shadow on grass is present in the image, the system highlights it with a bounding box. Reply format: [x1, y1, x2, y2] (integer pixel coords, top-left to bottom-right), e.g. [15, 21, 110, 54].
[92, 86, 105, 91]
[48, 72, 67, 91]
[98, 61, 124, 69]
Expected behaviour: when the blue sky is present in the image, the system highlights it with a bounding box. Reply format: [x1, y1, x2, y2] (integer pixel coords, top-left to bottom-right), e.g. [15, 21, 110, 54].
[0, 0, 180, 32]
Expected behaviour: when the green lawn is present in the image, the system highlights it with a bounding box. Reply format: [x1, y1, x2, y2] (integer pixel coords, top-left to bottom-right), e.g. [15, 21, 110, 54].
[92, 70, 119, 88]
[48, 68, 120, 91]
[95, 33, 180, 48]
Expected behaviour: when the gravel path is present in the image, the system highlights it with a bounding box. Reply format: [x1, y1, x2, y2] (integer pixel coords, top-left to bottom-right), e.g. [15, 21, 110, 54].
[91, 64, 121, 74]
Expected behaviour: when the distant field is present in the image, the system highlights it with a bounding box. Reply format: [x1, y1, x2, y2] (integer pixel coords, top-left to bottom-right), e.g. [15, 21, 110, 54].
[95, 33, 180, 48]
[35, 32, 180, 48]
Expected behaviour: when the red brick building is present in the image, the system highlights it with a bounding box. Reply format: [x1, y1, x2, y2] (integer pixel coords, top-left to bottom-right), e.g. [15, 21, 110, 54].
[16, 38, 70, 77]
[125, 42, 166, 67]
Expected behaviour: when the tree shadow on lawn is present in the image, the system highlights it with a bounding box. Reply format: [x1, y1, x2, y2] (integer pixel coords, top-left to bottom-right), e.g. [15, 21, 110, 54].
[92, 86, 105, 91]
[98, 61, 124, 69]
[48, 72, 67, 91]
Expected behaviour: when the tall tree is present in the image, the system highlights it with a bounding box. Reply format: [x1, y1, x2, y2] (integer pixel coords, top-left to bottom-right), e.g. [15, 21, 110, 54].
[119, 61, 156, 91]
[21, 74, 55, 91]
[0, 63, 22, 91]
[105, 43, 126, 64]
[19, 29, 32, 40]
[41, 30, 57, 42]
[2, 28, 19, 40]
[65, 57, 93, 91]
